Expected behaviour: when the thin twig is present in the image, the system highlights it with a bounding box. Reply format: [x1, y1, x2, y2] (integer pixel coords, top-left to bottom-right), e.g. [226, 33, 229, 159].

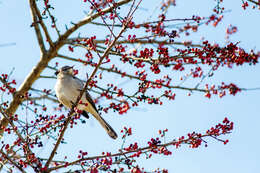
[26, 95, 59, 103]
[90, 17, 200, 28]
[44, 2, 61, 37]
[33, 0, 54, 47]
[0, 150, 26, 173]
[87, 0, 117, 39]
[247, 0, 260, 6]
[66, 38, 203, 47]
[29, 0, 46, 53]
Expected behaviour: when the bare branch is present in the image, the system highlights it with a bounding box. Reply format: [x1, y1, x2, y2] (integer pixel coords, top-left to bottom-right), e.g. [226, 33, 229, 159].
[25, 95, 59, 103]
[248, 0, 260, 6]
[39, 75, 56, 79]
[29, 0, 46, 53]
[33, 0, 54, 47]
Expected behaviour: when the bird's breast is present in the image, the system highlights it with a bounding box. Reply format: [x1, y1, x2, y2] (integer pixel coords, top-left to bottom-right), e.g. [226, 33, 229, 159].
[55, 78, 81, 104]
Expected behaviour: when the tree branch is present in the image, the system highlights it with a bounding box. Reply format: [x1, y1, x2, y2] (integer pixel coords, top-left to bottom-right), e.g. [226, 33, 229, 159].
[32, 0, 54, 47]
[29, 0, 46, 53]
[25, 95, 59, 103]
[97, 66, 208, 92]
[66, 38, 202, 47]
[248, 0, 260, 6]
[47, 132, 228, 171]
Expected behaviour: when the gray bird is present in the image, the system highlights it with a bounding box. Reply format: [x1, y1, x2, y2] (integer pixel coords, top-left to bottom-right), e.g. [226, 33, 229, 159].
[54, 66, 117, 139]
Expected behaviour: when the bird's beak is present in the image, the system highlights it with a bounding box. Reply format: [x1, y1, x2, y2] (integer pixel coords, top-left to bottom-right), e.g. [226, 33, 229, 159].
[55, 70, 59, 75]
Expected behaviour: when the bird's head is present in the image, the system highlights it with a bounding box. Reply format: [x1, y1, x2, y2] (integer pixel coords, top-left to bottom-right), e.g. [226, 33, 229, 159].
[55, 66, 74, 76]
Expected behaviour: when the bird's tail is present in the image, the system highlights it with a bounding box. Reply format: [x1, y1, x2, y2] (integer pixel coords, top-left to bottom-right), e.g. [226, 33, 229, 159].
[92, 111, 118, 140]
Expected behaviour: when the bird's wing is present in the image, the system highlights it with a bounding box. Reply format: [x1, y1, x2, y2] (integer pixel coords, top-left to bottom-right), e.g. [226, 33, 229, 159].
[85, 90, 99, 113]
[73, 76, 117, 139]
[73, 76, 99, 113]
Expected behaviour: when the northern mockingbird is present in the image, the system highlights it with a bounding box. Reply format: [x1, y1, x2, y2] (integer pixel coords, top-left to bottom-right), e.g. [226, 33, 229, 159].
[54, 66, 118, 139]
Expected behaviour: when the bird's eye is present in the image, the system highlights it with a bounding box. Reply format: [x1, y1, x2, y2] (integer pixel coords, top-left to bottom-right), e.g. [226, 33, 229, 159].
[60, 66, 73, 73]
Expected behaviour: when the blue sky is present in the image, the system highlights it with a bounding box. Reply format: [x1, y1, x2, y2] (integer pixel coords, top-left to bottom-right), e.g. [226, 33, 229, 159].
[0, 0, 260, 172]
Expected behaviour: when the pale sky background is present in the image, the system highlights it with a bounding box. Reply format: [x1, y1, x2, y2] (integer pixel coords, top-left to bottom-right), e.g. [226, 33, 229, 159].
[0, 0, 260, 172]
